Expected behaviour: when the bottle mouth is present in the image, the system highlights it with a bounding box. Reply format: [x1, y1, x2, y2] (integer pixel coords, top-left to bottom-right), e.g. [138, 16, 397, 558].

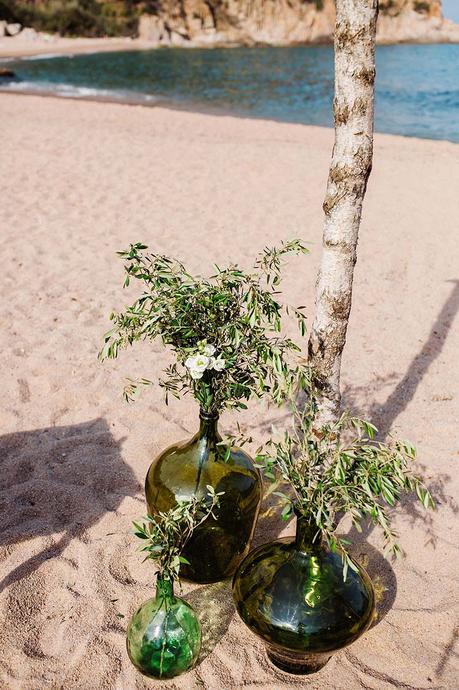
[156, 573, 174, 595]
[293, 502, 304, 518]
[293, 503, 316, 529]
[199, 408, 219, 421]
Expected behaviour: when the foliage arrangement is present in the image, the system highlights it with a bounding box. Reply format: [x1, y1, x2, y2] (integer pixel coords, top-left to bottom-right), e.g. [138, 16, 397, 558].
[100, 240, 309, 414]
[258, 389, 435, 579]
[132, 487, 222, 581]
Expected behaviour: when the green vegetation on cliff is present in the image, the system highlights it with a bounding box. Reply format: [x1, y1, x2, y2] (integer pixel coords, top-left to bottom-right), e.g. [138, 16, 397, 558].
[0, 0, 444, 39]
[0, 1, 155, 36]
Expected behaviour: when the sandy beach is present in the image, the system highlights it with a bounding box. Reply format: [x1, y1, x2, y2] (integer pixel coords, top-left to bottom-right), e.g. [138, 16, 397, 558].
[0, 35, 151, 60]
[1, 93, 458, 689]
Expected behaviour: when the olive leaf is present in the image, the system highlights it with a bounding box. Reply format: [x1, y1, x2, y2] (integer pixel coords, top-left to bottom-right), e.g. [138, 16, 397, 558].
[258, 382, 435, 576]
[132, 488, 222, 582]
[100, 240, 309, 413]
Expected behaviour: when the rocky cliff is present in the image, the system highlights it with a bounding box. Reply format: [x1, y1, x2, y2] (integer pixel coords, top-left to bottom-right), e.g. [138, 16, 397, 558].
[2, 0, 459, 43]
[138, 0, 459, 45]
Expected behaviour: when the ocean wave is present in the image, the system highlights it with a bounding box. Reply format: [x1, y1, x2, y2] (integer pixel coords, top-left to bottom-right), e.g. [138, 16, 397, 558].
[0, 80, 160, 105]
[21, 52, 74, 61]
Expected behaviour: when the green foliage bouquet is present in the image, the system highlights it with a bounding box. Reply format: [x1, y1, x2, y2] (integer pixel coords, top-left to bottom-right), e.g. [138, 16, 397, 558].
[258, 389, 434, 579]
[132, 487, 222, 582]
[100, 240, 309, 414]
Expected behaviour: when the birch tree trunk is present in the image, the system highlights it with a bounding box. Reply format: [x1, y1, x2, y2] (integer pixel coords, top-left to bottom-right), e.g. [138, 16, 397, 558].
[307, 0, 378, 426]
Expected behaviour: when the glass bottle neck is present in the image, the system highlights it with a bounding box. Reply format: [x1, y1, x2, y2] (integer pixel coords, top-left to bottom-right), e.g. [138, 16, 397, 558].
[198, 408, 221, 444]
[155, 575, 174, 601]
[294, 511, 321, 553]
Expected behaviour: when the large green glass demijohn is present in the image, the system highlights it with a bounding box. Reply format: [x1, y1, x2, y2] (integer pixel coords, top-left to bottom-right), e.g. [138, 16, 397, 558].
[127, 576, 201, 679]
[232, 383, 434, 674]
[100, 241, 309, 584]
[146, 408, 262, 583]
[232, 507, 375, 674]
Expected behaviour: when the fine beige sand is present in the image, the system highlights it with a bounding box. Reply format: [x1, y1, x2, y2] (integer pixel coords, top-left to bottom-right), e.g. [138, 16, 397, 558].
[0, 93, 458, 690]
[0, 35, 160, 60]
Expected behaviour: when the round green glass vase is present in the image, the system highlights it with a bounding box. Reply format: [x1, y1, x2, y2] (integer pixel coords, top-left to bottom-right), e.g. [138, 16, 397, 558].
[232, 510, 375, 674]
[126, 576, 201, 679]
[145, 409, 262, 584]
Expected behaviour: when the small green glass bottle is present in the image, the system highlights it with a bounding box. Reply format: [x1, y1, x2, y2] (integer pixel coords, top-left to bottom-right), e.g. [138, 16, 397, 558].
[127, 576, 201, 679]
[232, 508, 375, 674]
[145, 409, 262, 583]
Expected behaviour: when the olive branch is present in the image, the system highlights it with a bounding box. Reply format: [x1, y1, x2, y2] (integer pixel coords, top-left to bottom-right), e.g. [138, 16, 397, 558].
[132, 487, 223, 582]
[257, 388, 435, 580]
[99, 240, 309, 413]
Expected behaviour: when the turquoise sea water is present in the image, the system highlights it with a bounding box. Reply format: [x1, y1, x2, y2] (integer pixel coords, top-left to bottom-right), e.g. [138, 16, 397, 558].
[2, 44, 458, 142]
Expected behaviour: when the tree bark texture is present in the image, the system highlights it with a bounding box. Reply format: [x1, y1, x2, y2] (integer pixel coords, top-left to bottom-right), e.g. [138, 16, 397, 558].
[307, 0, 378, 426]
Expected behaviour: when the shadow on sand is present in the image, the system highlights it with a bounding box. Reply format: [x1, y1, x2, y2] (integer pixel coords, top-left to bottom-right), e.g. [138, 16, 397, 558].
[0, 418, 141, 593]
[342, 279, 459, 547]
[343, 279, 459, 437]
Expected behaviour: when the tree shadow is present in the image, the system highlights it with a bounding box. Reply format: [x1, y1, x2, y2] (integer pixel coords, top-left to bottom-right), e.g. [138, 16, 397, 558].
[342, 279, 459, 541]
[343, 279, 459, 437]
[0, 418, 141, 593]
[435, 624, 459, 678]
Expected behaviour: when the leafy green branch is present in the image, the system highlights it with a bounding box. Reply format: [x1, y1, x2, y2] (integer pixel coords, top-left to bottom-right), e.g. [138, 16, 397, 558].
[257, 386, 435, 579]
[132, 487, 222, 582]
[99, 240, 309, 413]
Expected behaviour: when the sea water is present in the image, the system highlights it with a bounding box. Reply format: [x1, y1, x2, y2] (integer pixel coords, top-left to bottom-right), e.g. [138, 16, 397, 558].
[1, 44, 458, 142]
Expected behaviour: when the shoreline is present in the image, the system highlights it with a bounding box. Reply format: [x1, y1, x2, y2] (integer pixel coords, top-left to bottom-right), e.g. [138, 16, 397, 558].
[0, 87, 458, 147]
[1, 32, 459, 61]
[0, 37, 154, 60]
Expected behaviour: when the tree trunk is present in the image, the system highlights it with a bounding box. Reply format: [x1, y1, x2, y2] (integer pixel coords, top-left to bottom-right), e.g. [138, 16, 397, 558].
[307, 0, 378, 426]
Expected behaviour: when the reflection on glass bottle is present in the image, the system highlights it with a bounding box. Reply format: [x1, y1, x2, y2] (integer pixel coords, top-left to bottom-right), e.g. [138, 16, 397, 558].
[145, 409, 262, 583]
[233, 512, 375, 674]
[127, 576, 201, 679]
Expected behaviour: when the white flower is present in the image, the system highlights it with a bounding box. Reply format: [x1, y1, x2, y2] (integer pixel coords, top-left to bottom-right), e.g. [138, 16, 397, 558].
[185, 354, 210, 380]
[203, 344, 216, 356]
[210, 356, 225, 372]
[185, 355, 209, 371]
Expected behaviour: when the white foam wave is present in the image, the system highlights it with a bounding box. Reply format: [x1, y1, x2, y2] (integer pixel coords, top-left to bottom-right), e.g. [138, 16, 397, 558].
[21, 53, 72, 61]
[0, 80, 160, 104]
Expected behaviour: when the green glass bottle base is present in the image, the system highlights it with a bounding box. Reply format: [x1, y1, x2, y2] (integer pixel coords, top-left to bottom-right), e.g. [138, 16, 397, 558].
[232, 512, 375, 675]
[267, 647, 330, 675]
